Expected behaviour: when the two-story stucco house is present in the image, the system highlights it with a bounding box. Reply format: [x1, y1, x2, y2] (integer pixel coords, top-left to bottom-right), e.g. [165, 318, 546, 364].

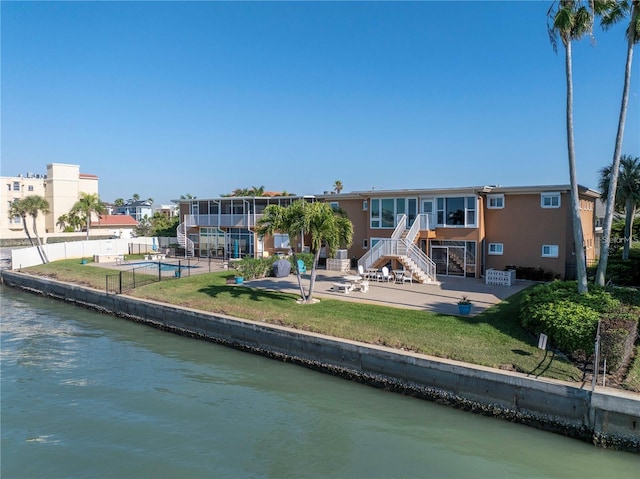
[177, 184, 599, 282]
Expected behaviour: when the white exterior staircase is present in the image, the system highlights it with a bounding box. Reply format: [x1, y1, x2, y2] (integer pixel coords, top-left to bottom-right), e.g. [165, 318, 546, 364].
[177, 221, 195, 257]
[357, 214, 437, 283]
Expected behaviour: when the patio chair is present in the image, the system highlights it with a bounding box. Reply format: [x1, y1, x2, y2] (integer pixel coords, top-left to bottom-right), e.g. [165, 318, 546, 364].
[357, 264, 366, 279]
[377, 266, 393, 282]
[401, 270, 413, 284]
[297, 259, 307, 274]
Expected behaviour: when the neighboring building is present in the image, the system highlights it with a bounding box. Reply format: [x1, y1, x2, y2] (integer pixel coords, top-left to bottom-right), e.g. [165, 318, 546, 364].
[113, 200, 153, 222]
[90, 214, 139, 239]
[154, 203, 179, 219]
[1, 163, 99, 243]
[177, 184, 600, 281]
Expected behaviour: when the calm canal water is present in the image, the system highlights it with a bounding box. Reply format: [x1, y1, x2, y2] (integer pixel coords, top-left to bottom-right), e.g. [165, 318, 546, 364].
[1, 286, 638, 478]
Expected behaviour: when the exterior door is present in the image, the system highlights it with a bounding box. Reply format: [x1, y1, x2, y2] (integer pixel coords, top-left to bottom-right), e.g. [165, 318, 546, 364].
[422, 200, 435, 229]
[431, 245, 465, 276]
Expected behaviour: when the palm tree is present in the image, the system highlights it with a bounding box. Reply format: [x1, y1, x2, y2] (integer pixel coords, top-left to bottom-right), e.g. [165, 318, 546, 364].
[113, 198, 125, 207]
[71, 192, 106, 240]
[8, 198, 36, 247]
[23, 195, 50, 263]
[249, 185, 265, 197]
[180, 193, 197, 200]
[333, 180, 344, 194]
[256, 200, 353, 303]
[132, 193, 140, 202]
[548, 0, 595, 293]
[595, 0, 640, 285]
[8, 197, 47, 263]
[599, 155, 640, 261]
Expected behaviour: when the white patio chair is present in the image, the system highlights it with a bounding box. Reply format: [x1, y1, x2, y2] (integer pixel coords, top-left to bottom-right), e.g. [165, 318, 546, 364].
[401, 270, 413, 284]
[378, 266, 393, 283]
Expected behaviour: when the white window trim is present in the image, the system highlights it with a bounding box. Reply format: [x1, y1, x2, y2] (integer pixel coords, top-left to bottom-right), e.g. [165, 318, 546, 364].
[330, 201, 339, 210]
[487, 194, 504, 209]
[542, 244, 559, 258]
[541, 192, 561, 209]
[362, 200, 368, 211]
[488, 243, 503, 255]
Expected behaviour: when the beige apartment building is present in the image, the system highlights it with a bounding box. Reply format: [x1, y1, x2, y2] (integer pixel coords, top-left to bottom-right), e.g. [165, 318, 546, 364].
[177, 184, 599, 281]
[1, 163, 99, 244]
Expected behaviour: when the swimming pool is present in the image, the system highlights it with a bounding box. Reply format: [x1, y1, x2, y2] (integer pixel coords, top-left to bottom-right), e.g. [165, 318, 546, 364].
[129, 262, 198, 272]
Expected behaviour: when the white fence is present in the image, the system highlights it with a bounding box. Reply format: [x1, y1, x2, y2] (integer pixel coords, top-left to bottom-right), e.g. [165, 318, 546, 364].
[10, 238, 157, 270]
[485, 268, 516, 286]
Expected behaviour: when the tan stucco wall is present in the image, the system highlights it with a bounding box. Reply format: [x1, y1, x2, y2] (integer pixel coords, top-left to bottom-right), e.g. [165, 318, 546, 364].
[483, 192, 568, 276]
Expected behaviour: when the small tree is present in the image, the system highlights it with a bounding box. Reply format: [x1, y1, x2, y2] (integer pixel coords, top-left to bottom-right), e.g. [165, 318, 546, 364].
[23, 195, 50, 263]
[333, 180, 344, 194]
[256, 200, 353, 303]
[71, 193, 106, 240]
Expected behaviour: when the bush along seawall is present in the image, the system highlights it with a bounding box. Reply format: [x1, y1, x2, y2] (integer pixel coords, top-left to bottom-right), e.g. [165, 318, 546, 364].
[2, 270, 639, 453]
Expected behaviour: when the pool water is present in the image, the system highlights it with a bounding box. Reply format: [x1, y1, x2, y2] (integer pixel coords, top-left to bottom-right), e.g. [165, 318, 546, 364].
[129, 262, 197, 272]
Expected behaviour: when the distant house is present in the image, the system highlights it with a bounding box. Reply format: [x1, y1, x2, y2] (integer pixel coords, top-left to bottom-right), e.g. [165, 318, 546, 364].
[113, 200, 153, 222]
[154, 203, 179, 219]
[91, 214, 138, 239]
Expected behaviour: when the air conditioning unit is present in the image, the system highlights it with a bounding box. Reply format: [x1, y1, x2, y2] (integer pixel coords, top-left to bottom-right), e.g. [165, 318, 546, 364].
[335, 249, 348, 259]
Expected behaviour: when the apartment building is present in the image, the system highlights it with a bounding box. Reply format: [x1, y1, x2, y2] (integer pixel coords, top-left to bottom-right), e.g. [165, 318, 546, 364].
[177, 184, 599, 281]
[1, 163, 99, 243]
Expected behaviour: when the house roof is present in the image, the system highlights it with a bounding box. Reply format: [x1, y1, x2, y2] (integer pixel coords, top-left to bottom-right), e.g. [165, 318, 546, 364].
[91, 214, 138, 227]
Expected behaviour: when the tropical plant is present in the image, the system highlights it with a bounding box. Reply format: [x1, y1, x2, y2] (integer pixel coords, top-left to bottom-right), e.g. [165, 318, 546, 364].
[71, 192, 106, 240]
[595, 0, 640, 285]
[135, 215, 153, 237]
[113, 198, 125, 207]
[23, 195, 50, 263]
[599, 155, 640, 260]
[333, 180, 344, 194]
[179, 193, 197, 200]
[547, 0, 598, 294]
[132, 193, 140, 202]
[8, 198, 36, 247]
[256, 200, 353, 303]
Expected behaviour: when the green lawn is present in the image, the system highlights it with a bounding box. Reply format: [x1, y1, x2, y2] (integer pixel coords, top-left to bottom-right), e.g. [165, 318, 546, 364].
[22, 259, 585, 382]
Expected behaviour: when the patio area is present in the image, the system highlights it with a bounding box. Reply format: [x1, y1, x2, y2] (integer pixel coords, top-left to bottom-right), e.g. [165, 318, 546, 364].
[244, 269, 532, 316]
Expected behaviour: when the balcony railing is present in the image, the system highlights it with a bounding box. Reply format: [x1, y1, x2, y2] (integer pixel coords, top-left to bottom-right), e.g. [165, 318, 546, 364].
[184, 213, 264, 229]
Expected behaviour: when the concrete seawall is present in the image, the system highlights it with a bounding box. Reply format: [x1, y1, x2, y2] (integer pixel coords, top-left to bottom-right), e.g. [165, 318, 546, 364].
[2, 270, 639, 452]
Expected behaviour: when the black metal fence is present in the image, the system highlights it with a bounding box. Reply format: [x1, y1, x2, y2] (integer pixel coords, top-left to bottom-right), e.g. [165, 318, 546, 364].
[106, 261, 186, 294]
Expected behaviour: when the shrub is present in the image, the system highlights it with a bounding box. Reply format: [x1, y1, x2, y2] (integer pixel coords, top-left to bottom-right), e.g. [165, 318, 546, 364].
[520, 281, 621, 355]
[232, 257, 276, 280]
[505, 265, 558, 281]
[290, 252, 314, 273]
[600, 307, 640, 372]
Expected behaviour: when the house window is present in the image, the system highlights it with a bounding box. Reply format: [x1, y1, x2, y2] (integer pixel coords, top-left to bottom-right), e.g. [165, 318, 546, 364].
[436, 196, 477, 227]
[13, 182, 20, 191]
[273, 233, 290, 249]
[330, 202, 339, 211]
[488, 243, 503, 255]
[362, 238, 368, 249]
[487, 194, 504, 209]
[7, 184, 10, 191]
[542, 245, 559, 257]
[362, 200, 368, 211]
[28, 185, 34, 191]
[541, 193, 560, 208]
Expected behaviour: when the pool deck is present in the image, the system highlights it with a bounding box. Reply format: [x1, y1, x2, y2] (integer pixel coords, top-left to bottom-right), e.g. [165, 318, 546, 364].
[93, 257, 532, 315]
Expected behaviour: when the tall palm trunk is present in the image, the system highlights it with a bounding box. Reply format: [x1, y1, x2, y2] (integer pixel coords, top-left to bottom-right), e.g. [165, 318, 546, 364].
[595, 0, 639, 284]
[596, 26, 635, 285]
[564, 39, 589, 293]
[21, 215, 46, 263]
[31, 217, 49, 263]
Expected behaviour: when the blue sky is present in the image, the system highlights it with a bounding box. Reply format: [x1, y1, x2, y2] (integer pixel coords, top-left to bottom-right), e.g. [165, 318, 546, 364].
[2, 1, 638, 205]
